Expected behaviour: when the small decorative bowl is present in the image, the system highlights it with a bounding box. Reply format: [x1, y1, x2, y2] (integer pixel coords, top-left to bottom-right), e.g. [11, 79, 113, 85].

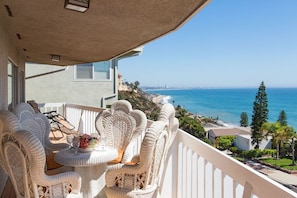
[79, 147, 97, 153]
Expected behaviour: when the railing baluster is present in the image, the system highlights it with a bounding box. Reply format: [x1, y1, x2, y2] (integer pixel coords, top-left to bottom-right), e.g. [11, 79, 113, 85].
[40, 102, 297, 198]
[222, 172, 225, 198]
[212, 165, 214, 198]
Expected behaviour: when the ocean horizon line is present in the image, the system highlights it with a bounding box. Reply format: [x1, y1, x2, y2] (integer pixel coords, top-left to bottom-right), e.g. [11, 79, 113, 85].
[142, 87, 297, 91]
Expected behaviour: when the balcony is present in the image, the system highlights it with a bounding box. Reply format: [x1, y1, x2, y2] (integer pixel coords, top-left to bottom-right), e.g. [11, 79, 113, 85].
[25, 103, 297, 197]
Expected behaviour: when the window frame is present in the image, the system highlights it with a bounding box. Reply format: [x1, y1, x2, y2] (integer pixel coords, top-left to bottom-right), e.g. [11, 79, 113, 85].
[8, 60, 24, 110]
[74, 61, 112, 82]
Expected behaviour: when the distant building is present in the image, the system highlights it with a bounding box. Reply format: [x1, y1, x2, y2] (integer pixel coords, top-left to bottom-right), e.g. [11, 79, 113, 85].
[207, 127, 272, 151]
[235, 134, 272, 151]
[118, 74, 132, 92]
[207, 127, 251, 143]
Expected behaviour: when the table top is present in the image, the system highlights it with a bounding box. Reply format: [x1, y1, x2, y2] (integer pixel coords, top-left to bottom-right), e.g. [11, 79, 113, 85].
[55, 146, 118, 167]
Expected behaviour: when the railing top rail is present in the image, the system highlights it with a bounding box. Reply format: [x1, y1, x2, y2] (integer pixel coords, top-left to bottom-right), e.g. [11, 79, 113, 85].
[37, 102, 65, 108]
[177, 129, 297, 197]
[65, 103, 105, 113]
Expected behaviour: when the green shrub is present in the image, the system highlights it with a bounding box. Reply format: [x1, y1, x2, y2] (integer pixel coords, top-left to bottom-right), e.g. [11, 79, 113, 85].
[241, 149, 263, 159]
[216, 136, 235, 150]
[262, 149, 276, 155]
[229, 146, 239, 154]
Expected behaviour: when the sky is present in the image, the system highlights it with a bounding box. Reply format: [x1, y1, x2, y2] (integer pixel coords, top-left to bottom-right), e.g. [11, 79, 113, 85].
[118, 1, 297, 88]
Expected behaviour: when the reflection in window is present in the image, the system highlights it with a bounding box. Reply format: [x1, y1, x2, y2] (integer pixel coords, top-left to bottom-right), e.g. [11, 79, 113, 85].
[76, 63, 93, 79]
[8, 61, 12, 107]
[75, 61, 111, 81]
[94, 61, 110, 79]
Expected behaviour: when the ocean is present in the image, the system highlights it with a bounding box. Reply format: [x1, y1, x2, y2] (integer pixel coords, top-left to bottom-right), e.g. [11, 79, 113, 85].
[146, 88, 297, 130]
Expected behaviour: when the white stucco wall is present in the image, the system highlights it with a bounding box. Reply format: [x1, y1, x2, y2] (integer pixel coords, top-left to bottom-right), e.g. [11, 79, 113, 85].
[208, 130, 216, 143]
[235, 134, 272, 151]
[235, 134, 252, 151]
[25, 63, 118, 108]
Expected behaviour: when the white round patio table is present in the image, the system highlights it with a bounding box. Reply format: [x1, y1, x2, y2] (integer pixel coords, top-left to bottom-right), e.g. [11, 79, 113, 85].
[55, 146, 118, 198]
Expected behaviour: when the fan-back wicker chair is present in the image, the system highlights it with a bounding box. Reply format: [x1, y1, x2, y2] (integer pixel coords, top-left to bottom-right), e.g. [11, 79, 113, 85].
[13, 103, 72, 172]
[104, 120, 168, 198]
[0, 111, 81, 198]
[95, 100, 147, 164]
[104, 103, 179, 198]
[129, 103, 179, 164]
[157, 103, 179, 157]
[13, 103, 69, 154]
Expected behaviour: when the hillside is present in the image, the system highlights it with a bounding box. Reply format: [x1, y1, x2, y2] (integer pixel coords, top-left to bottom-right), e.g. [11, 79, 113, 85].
[118, 88, 209, 142]
[118, 90, 161, 121]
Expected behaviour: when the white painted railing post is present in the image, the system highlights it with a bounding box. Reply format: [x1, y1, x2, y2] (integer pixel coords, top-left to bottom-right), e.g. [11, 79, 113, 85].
[242, 182, 253, 198]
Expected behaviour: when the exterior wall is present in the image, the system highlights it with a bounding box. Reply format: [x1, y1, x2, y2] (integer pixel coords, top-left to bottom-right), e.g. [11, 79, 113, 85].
[259, 136, 272, 150]
[235, 134, 252, 151]
[0, 17, 25, 195]
[235, 134, 272, 151]
[25, 63, 118, 108]
[207, 130, 216, 143]
[0, 20, 8, 110]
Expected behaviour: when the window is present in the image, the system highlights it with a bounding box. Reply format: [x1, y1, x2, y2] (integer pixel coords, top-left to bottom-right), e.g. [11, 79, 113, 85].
[75, 61, 111, 81]
[8, 61, 22, 110]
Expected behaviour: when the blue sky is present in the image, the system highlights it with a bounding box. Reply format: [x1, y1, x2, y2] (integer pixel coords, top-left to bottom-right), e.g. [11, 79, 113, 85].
[118, 1, 297, 88]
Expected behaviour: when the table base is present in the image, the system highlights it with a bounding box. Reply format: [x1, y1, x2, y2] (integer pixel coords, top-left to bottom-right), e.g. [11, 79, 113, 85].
[75, 164, 107, 198]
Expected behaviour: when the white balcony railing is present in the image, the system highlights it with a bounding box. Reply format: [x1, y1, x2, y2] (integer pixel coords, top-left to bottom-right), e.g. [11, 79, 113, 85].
[40, 103, 297, 198]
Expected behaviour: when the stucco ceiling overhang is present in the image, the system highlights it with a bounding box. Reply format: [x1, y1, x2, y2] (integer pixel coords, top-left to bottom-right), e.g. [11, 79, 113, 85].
[0, 0, 210, 66]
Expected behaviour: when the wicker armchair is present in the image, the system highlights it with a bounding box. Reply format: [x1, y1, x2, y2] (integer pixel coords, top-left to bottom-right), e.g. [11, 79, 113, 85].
[104, 120, 168, 198]
[95, 100, 147, 164]
[129, 103, 179, 164]
[157, 103, 179, 156]
[0, 111, 81, 198]
[13, 103, 69, 154]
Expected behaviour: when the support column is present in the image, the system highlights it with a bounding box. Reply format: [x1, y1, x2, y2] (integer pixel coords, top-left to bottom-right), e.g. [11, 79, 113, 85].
[0, 20, 8, 110]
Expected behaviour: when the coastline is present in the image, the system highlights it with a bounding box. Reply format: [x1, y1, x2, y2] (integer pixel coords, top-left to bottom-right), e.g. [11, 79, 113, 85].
[145, 88, 297, 130]
[150, 93, 234, 129]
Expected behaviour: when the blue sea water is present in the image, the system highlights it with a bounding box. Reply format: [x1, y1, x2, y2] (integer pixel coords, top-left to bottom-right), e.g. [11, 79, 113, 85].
[146, 88, 297, 130]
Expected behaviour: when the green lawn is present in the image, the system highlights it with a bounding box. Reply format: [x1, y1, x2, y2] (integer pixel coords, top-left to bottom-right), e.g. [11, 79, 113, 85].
[261, 158, 297, 170]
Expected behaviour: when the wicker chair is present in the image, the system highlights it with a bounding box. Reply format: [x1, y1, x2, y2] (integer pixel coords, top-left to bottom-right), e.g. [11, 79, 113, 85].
[129, 103, 179, 164]
[13, 103, 72, 172]
[157, 103, 179, 157]
[104, 120, 168, 198]
[0, 111, 81, 198]
[104, 103, 179, 198]
[95, 100, 147, 164]
[13, 103, 69, 154]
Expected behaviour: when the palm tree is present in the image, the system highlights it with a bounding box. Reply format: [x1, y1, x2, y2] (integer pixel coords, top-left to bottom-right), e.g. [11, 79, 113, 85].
[261, 122, 294, 160]
[290, 134, 296, 165]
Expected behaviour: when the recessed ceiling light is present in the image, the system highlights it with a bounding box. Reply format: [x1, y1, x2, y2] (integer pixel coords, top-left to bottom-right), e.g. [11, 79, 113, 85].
[64, 0, 89, 13]
[51, 55, 60, 62]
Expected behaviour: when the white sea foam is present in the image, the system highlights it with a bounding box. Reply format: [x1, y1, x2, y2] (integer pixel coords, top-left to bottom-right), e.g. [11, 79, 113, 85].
[218, 121, 238, 127]
[161, 95, 171, 104]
